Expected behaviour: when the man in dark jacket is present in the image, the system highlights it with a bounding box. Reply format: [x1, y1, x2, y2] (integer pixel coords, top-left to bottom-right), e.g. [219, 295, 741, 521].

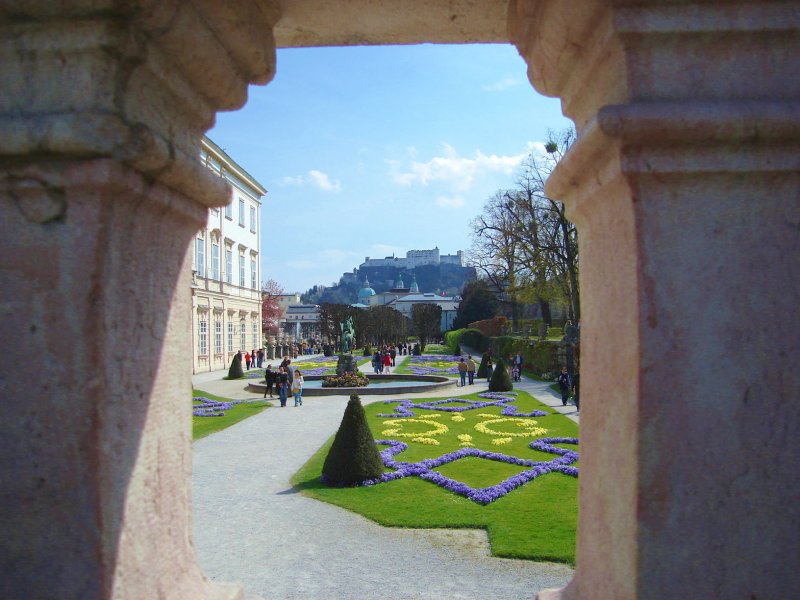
[557, 366, 572, 406]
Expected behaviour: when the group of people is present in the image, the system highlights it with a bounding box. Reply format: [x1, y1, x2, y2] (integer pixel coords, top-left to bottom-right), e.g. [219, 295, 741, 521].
[243, 349, 265, 370]
[262, 357, 304, 407]
[456, 355, 478, 386]
[371, 346, 397, 374]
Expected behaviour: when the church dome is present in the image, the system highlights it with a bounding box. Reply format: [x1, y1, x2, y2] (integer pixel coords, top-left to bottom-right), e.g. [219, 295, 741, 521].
[409, 274, 419, 293]
[358, 276, 376, 301]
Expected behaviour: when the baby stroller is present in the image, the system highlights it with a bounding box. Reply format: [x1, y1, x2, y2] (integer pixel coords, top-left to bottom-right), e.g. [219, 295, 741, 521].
[512, 366, 521, 382]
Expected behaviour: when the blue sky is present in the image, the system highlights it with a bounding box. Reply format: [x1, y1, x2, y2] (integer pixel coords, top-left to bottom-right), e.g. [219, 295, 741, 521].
[209, 43, 571, 294]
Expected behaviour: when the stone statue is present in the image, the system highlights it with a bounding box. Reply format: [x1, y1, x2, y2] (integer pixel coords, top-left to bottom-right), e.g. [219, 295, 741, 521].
[340, 315, 355, 354]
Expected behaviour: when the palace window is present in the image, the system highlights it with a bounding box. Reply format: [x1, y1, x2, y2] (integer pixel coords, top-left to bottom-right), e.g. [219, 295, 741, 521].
[240, 321, 246, 350]
[214, 319, 222, 354]
[225, 203, 232, 220]
[239, 253, 245, 287]
[250, 206, 256, 233]
[238, 198, 245, 227]
[196, 235, 205, 277]
[225, 247, 233, 284]
[227, 321, 234, 351]
[250, 257, 257, 289]
[198, 318, 208, 356]
[211, 239, 220, 281]
[252, 321, 258, 348]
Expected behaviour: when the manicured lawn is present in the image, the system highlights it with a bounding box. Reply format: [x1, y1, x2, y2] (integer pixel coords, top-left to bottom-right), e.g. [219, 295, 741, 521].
[192, 390, 269, 440]
[291, 388, 579, 563]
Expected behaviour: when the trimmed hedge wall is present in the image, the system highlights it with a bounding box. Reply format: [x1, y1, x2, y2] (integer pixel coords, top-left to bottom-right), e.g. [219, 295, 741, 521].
[448, 328, 561, 378]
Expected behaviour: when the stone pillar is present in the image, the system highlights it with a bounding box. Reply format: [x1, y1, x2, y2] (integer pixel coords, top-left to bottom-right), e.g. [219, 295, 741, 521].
[510, 1, 800, 598]
[0, 2, 279, 599]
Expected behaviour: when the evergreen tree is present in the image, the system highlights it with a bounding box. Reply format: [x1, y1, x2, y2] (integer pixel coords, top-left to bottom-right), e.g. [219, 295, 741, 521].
[476, 352, 489, 379]
[227, 352, 243, 379]
[489, 358, 513, 392]
[322, 395, 384, 487]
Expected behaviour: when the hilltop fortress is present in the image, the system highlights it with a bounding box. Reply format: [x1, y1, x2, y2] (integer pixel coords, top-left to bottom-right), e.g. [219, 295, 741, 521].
[361, 247, 465, 269]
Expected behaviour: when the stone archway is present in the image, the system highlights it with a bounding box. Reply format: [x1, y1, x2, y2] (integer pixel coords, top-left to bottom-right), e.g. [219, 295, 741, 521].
[1, 2, 797, 599]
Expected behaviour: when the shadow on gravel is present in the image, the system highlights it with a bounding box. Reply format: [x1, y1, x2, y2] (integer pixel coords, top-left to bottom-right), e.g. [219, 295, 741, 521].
[276, 487, 302, 495]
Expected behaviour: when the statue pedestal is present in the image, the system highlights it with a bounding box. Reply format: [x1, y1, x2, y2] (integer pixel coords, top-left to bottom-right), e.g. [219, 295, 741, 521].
[336, 354, 359, 376]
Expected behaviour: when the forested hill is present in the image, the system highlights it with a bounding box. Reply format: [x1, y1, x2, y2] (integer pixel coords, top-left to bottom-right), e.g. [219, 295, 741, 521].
[302, 263, 476, 305]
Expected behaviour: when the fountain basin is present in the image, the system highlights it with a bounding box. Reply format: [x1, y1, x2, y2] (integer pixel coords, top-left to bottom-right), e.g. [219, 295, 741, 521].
[246, 374, 456, 396]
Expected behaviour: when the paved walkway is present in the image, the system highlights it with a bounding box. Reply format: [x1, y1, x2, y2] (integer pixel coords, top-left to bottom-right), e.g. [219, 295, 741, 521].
[191, 354, 576, 600]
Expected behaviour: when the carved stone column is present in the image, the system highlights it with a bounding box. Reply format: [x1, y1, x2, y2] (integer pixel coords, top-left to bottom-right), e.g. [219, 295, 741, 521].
[510, 1, 800, 598]
[0, 2, 279, 599]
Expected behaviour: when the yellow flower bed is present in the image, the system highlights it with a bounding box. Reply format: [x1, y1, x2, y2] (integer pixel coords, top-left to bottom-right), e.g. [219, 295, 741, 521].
[457, 433, 474, 446]
[382, 418, 449, 445]
[475, 417, 547, 438]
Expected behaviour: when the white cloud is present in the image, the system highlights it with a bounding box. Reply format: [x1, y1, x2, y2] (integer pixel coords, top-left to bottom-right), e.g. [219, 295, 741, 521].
[388, 143, 528, 191]
[435, 195, 465, 208]
[279, 175, 304, 186]
[277, 170, 342, 192]
[482, 77, 520, 92]
[308, 170, 342, 192]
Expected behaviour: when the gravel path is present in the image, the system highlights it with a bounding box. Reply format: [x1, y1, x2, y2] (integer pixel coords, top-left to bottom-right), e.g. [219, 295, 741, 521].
[192, 356, 575, 600]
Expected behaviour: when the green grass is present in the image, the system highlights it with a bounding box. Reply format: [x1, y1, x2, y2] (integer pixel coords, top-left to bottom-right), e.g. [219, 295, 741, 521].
[291, 389, 579, 563]
[192, 390, 269, 440]
[423, 343, 450, 355]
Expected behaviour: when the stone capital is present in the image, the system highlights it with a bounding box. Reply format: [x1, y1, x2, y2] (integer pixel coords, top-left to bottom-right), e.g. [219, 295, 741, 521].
[0, 0, 281, 205]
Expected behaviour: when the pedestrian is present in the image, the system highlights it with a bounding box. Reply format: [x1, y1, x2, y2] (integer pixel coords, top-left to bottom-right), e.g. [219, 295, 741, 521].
[458, 357, 467, 387]
[276, 366, 289, 407]
[372, 351, 381, 375]
[292, 370, 304, 406]
[572, 370, 580, 412]
[285, 359, 295, 388]
[263, 364, 275, 398]
[486, 356, 493, 383]
[466, 355, 476, 385]
[382, 351, 392, 374]
[390, 346, 397, 366]
[257, 348, 264, 368]
[244, 351, 251, 370]
[557, 366, 572, 407]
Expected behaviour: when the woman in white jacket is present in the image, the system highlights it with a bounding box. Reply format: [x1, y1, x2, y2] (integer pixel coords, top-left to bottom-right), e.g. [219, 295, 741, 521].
[292, 370, 304, 407]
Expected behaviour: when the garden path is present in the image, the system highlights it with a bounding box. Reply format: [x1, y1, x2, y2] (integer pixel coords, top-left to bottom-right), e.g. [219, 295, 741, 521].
[191, 354, 575, 599]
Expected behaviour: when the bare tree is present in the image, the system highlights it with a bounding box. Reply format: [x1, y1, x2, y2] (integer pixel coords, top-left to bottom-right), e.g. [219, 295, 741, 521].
[411, 304, 442, 352]
[470, 128, 580, 324]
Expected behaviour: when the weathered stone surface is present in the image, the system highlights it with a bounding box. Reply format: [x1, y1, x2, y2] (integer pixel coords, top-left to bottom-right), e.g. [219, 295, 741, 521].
[511, 1, 800, 598]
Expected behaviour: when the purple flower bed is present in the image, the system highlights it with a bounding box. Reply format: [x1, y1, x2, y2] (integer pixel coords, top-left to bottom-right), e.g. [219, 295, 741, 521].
[192, 396, 246, 417]
[378, 391, 547, 418]
[352, 437, 579, 504]
[407, 354, 463, 376]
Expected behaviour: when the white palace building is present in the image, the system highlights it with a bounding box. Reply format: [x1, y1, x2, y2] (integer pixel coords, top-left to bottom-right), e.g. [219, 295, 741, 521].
[190, 137, 265, 373]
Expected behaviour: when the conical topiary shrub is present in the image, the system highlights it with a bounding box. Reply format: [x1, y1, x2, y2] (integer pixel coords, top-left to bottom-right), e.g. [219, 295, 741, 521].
[227, 352, 243, 379]
[322, 394, 384, 487]
[489, 358, 513, 392]
[476, 352, 489, 379]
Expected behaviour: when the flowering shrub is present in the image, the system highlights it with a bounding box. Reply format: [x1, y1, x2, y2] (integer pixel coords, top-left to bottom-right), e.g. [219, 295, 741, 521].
[356, 438, 580, 505]
[322, 371, 370, 387]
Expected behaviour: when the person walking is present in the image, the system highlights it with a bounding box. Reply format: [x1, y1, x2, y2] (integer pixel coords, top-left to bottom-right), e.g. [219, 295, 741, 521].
[292, 370, 304, 406]
[486, 356, 493, 383]
[557, 366, 572, 407]
[382, 351, 392, 374]
[466, 355, 476, 385]
[372, 351, 381, 375]
[276, 366, 289, 407]
[458, 357, 467, 387]
[263, 364, 275, 398]
[244, 351, 252, 370]
[390, 346, 397, 366]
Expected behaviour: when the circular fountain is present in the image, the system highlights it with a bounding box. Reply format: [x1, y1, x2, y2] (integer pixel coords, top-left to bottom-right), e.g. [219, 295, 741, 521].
[247, 373, 456, 396]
